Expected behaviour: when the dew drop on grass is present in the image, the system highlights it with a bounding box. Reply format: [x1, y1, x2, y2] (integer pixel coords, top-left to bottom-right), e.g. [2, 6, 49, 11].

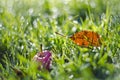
[106, 70, 110, 75]
[69, 74, 74, 79]
[71, 49, 74, 54]
[0, 24, 2, 30]
[82, 53, 89, 57]
[51, 7, 59, 19]
[51, 41, 54, 45]
[33, 20, 38, 28]
[73, 20, 78, 24]
[90, 1, 96, 8]
[57, 27, 62, 33]
[26, 22, 29, 25]
[86, 58, 90, 62]
[64, 0, 71, 4]
[50, 34, 54, 38]
[29, 27, 33, 31]
[101, 13, 106, 20]
[28, 8, 33, 15]
[24, 34, 27, 37]
[32, 43, 35, 47]
[21, 45, 24, 50]
[0, 8, 3, 13]
[0, 24, 2, 28]
[30, 48, 33, 52]
[72, 27, 77, 32]
[68, 16, 73, 20]
[94, 53, 99, 60]
[115, 63, 120, 69]
[20, 16, 25, 21]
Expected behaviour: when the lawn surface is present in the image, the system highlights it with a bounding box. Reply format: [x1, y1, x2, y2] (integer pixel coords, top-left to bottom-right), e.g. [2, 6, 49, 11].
[0, 0, 120, 80]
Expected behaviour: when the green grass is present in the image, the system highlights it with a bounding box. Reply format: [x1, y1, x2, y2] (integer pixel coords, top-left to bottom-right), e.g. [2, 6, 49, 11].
[0, 0, 120, 80]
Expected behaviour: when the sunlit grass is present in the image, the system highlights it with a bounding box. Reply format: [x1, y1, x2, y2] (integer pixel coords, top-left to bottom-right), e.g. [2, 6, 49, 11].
[0, 0, 120, 80]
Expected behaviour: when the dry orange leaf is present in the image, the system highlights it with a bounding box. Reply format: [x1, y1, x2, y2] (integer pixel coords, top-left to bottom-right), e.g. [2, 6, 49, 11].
[70, 30, 102, 47]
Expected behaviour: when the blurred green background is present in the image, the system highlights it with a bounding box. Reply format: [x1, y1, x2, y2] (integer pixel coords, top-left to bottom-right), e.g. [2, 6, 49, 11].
[0, 0, 120, 80]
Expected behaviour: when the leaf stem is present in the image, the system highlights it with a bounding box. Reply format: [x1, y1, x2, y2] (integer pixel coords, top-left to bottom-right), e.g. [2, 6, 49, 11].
[55, 32, 66, 37]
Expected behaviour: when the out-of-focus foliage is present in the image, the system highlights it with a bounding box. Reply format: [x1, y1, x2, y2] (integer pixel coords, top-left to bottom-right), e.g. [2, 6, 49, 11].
[0, 0, 120, 80]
